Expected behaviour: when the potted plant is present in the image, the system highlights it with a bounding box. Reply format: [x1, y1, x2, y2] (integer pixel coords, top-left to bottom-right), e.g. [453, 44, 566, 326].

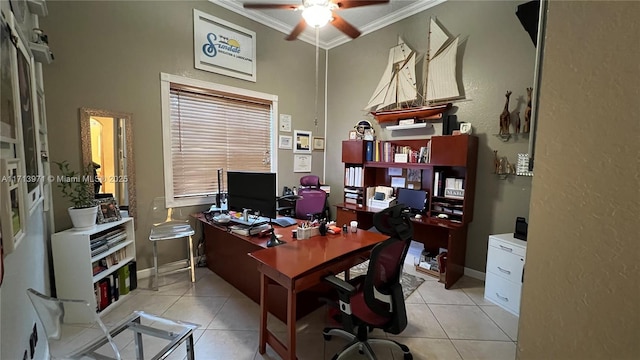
[55, 160, 98, 229]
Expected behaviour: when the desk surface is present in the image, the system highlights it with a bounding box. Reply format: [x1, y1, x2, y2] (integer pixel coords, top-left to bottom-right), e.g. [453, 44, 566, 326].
[337, 202, 463, 229]
[249, 230, 388, 280]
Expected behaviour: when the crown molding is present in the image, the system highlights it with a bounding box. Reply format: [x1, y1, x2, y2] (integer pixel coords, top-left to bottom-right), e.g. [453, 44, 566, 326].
[211, 0, 446, 50]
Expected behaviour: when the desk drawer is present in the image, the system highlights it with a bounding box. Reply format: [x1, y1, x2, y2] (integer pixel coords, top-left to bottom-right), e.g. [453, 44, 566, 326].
[484, 272, 522, 316]
[336, 207, 357, 227]
[486, 245, 524, 284]
[489, 236, 526, 257]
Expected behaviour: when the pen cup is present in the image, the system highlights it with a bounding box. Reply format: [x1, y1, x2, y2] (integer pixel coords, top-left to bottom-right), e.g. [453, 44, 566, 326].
[350, 221, 358, 233]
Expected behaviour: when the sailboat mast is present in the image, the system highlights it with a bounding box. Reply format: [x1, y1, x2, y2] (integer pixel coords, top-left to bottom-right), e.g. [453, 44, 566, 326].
[422, 18, 432, 106]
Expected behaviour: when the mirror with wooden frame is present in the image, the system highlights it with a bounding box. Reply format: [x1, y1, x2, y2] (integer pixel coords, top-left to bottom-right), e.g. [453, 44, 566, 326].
[80, 107, 136, 222]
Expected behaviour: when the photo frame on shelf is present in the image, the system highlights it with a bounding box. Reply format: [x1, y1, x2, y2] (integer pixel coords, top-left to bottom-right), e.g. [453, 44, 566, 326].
[293, 130, 312, 153]
[348, 130, 357, 140]
[0, 158, 26, 255]
[312, 137, 325, 151]
[96, 197, 122, 224]
[278, 135, 292, 149]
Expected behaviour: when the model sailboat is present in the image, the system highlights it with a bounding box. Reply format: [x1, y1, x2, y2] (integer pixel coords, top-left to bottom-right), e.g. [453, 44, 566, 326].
[365, 19, 462, 124]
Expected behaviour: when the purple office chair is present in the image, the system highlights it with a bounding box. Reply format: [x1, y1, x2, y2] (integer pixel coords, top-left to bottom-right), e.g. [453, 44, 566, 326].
[295, 175, 327, 220]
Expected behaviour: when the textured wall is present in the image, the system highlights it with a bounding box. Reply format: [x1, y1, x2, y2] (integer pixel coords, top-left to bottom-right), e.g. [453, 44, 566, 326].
[41, 1, 325, 270]
[326, 0, 536, 272]
[518, 1, 640, 358]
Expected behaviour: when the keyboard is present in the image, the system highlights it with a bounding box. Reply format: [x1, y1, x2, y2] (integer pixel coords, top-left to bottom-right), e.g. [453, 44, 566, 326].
[271, 217, 298, 227]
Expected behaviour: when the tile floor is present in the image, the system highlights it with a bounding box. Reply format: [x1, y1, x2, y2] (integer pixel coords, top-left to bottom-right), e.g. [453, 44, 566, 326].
[100, 265, 519, 360]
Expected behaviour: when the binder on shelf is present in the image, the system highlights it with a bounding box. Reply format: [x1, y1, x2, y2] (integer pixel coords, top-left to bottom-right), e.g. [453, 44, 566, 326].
[365, 141, 373, 161]
[128, 261, 137, 291]
[111, 272, 120, 301]
[98, 278, 111, 311]
[118, 265, 130, 295]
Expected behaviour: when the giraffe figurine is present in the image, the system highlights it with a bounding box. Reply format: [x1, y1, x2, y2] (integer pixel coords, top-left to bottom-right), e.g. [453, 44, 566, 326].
[524, 87, 532, 133]
[499, 91, 512, 136]
[514, 111, 521, 134]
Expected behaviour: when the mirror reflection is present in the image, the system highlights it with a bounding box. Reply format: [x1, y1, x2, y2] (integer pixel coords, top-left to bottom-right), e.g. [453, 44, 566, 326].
[80, 107, 136, 221]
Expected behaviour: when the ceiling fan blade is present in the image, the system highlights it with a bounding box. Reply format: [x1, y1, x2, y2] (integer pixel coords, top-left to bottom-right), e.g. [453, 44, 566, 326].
[285, 19, 307, 41]
[330, 13, 361, 39]
[243, 3, 301, 10]
[335, 0, 389, 10]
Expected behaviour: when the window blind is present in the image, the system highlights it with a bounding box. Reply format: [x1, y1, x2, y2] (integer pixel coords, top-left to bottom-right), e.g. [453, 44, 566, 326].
[169, 85, 272, 200]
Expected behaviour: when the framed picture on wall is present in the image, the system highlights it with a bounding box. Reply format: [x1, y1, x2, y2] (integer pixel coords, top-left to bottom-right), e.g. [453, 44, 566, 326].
[293, 130, 312, 153]
[312, 137, 324, 151]
[0, 158, 26, 255]
[278, 135, 292, 149]
[15, 24, 42, 211]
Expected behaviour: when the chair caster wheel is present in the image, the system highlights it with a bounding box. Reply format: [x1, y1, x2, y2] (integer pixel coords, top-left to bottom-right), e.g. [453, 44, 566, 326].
[404, 353, 413, 360]
[323, 334, 332, 341]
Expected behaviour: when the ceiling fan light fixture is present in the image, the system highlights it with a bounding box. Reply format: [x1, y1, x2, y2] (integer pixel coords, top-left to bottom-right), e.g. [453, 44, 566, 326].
[302, 4, 332, 28]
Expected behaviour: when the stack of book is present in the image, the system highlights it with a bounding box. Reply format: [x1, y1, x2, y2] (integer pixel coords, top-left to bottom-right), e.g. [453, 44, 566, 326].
[90, 227, 127, 257]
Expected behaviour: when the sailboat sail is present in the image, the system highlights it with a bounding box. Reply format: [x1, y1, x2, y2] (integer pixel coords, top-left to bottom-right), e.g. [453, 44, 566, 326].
[365, 38, 416, 111]
[367, 19, 462, 123]
[426, 37, 460, 102]
[428, 18, 448, 58]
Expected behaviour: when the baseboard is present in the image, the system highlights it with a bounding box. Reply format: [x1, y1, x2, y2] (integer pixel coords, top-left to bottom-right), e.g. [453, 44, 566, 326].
[464, 267, 485, 281]
[136, 259, 189, 279]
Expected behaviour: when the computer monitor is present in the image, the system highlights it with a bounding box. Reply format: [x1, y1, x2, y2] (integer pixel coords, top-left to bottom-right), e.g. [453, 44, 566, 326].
[227, 171, 277, 219]
[397, 188, 427, 214]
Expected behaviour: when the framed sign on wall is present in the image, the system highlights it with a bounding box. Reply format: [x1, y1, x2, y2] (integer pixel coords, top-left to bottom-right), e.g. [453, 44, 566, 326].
[193, 9, 256, 82]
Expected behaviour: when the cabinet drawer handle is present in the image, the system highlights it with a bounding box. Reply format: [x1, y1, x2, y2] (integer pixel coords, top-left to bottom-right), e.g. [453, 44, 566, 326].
[495, 293, 509, 302]
[497, 266, 511, 275]
[498, 245, 513, 252]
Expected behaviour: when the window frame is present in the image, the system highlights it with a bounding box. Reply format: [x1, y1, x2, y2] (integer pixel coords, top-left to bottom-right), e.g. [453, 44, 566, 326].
[160, 73, 278, 208]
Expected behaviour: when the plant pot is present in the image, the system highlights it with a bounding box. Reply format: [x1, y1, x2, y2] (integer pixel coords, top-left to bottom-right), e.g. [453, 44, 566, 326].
[68, 206, 98, 230]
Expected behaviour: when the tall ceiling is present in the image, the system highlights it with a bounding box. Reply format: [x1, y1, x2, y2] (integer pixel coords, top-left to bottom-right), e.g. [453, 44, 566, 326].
[213, 0, 446, 49]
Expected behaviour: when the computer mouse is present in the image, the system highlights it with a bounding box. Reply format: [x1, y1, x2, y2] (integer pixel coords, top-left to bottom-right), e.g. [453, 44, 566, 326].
[415, 214, 422, 219]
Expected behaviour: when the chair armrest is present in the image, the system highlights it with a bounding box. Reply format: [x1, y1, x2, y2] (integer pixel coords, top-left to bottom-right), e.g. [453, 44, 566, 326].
[324, 275, 356, 296]
[133, 311, 200, 330]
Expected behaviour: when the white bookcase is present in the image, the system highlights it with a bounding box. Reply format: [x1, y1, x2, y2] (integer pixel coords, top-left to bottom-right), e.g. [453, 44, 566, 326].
[484, 233, 527, 316]
[52, 217, 136, 318]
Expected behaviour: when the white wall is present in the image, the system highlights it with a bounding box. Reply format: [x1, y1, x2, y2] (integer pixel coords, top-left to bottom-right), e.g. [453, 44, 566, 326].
[0, 2, 52, 358]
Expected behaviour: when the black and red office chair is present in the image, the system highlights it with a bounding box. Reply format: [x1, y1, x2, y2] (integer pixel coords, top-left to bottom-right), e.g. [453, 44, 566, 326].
[322, 204, 414, 359]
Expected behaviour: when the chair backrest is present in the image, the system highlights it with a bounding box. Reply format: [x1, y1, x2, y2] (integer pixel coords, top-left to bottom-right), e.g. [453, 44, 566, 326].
[299, 175, 320, 188]
[295, 188, 327, 220]
[26, 288, 121, 360]
[149, 196, 189, 225]
[362, 204, 413, 334]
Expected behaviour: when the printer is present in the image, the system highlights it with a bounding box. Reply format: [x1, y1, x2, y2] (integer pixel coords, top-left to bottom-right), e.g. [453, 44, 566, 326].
[367, 186, 397, 210]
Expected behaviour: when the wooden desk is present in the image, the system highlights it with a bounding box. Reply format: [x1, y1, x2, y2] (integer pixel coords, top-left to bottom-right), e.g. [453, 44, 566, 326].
[193, 214, 331, 322]
[336, 203, 467, 289]
[249, 229, 388, 360]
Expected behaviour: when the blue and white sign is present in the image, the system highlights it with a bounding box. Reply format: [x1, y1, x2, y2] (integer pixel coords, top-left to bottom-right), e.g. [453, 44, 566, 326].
[194, 10, 256, 82]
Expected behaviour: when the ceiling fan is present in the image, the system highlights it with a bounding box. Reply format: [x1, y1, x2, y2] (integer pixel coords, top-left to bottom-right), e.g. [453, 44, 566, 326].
[243, 0, 389, 41]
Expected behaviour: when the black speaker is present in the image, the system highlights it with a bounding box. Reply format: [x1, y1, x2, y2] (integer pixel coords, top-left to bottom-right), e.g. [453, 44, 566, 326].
[514, 217, 528, 241]
[443, 115, 458, 135]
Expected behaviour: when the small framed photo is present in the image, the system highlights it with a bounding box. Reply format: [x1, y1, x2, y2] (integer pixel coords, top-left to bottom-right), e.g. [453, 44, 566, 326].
[460, 122, 472, 134]
[293, 130, 312, 153]
[278, 135, 292, 149]
[96, 197, 122, 224]
[348, 130, 358, 140]
[312, 137, 325, 151]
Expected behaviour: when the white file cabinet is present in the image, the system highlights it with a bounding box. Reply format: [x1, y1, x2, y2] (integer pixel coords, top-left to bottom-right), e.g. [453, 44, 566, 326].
[484, 233, 527, 316]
